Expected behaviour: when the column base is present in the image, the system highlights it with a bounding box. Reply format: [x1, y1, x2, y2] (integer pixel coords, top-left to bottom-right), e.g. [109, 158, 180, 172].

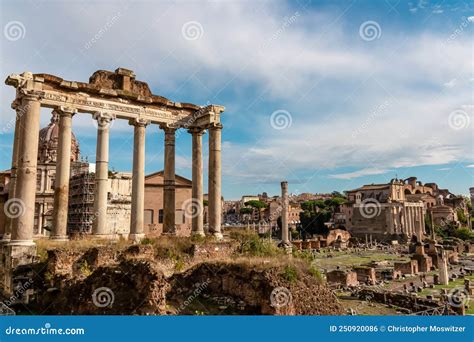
[128, 233, 145, 242]
[6, 239, 36, 247]
[211, 232, 223, 239]
[1, 242, 37, 295]
[1, 233, 11, 242]
[278, 241, 293, 253]
[191, 231, 206, 237]
[49, 235, 69, 242]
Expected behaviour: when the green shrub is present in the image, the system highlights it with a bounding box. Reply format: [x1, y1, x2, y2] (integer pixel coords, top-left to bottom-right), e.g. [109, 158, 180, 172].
[235, 232, 282, 257]
[79, 260, 92, 277]
[454, 227, 474, 241]
[292, 249, 314, 262]
[282, 265, 298, 283]
[308, 264, 322, 282]
[140, 237, 155, 245]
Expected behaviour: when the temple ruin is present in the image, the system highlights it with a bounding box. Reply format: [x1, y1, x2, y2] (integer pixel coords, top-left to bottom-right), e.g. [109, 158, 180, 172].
[1, 68, 224, 281]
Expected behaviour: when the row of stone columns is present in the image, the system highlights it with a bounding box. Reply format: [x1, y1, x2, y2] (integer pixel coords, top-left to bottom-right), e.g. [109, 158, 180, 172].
[400, 205, 424, 241]
[6, 96, 223, 246]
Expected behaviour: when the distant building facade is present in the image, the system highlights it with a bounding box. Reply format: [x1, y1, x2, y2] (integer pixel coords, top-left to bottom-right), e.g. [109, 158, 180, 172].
[343, 178, 425, 241]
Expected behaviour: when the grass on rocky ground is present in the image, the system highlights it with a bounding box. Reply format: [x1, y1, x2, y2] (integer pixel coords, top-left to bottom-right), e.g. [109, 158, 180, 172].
[417, 275, 474, 314]
[35, 237, 133, 262]
[35, 230, 324, 282]
[311, 250, 409, 270]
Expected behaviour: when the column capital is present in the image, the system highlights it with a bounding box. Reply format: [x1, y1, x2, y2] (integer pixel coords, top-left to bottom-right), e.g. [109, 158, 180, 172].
[159, 124, 177, 134]
[207, 123, 223, 130]
[93, 111, 116, 121]
[93, 111, 115, 130]
[188, 127, 206, 136]
[18, 89, 45, 102]
[128, 117, 150, 127]
[53, 106, 77, 117]
[11, 99, 21, 110]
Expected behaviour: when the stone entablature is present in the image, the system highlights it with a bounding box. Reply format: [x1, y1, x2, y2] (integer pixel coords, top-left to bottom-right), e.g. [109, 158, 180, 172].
[6, 69, 224, 129]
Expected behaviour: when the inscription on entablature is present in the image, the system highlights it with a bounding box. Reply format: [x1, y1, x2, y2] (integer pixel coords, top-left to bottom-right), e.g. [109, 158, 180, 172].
[43, 92, 191, 122]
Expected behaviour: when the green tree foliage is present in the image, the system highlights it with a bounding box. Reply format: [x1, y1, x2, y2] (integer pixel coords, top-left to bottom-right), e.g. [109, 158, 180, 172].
[239, 207, 253, 215]
[244, 200, 268, 209]
[456, 209, 467, 224]
[299, 209, 331, 236]
[298, 196, 346, 236]
[454, 227, 474, 241]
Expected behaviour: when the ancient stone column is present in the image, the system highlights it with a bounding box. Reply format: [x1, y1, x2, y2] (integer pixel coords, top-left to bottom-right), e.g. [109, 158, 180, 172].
[189, 128, 205, 236]
[281, 181, 290, 246]
[2, 101, 22, 241]
[417, 207, 424, 240]
[387, 207, 394, 234]
[208, 124, 223, 238]
[92, 112, 114, 238]
[10, 93, 42, 245]
[129, 119, 148, 241]
[162, 126, 176, 234]
[51, 107, 76, 240]
[438, 249, 449, 285]
[408, 206, 413, 237]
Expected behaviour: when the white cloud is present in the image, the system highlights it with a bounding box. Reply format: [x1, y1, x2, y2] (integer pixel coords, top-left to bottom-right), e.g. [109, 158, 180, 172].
[466, 164, 474, 168]
[329, 168, 390, 180]
[443, 78, 457, 88]
[467, 16, 474, 23]
[0, 1, 472, 186]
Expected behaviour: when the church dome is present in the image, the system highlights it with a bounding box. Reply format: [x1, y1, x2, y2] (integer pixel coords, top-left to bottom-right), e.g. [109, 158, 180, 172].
[38, 112, 80, 163]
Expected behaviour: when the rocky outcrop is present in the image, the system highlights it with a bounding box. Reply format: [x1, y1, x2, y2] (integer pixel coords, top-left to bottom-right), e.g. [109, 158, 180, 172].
[42, 259, 169, 315]
[169, 262, 343, 315]
[12, 242, 342, 316]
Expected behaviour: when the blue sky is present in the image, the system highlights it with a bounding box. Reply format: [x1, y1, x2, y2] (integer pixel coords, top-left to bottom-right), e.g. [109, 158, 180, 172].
[0, 0, 473, 200]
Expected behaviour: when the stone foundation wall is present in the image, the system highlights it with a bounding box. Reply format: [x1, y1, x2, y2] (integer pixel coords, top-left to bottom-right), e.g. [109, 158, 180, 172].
[326, 270, 358, 287]
[394, 260, 418, 275]
[353, 267, 376, 284]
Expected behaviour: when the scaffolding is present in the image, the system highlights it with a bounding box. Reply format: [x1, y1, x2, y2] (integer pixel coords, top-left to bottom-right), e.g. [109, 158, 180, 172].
[67, 161, 95, 235]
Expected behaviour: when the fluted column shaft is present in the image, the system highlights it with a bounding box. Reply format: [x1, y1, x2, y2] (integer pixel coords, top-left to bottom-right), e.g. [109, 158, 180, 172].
[129, 119, 148, 241]
[11, 94, 42, 245]
[208, 124, 222, 238]
[408, 206, 413, 237]
[92, 113, 114, 237]
[163, 127, 176, 234]
[190, 129, 204, 236]
[51, 108, 75, 240]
